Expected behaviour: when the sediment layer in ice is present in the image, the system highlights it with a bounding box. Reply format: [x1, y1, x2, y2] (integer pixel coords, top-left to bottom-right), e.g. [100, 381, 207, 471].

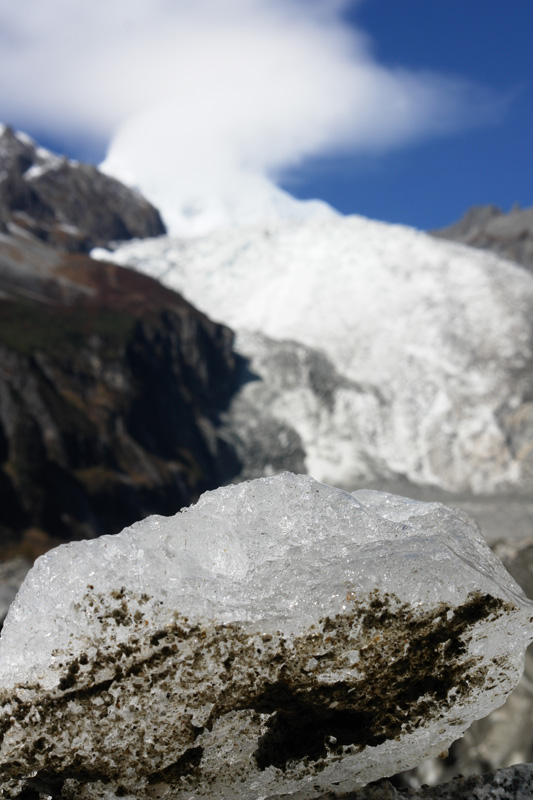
[0, 473, 532, 799]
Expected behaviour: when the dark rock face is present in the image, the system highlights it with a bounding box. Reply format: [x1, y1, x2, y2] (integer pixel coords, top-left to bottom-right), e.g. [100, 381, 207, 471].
[432, 204, 533, 272]
[0, 126, 239, 557]
[0, 125, 165, 252]
[0, 233, 240, 558]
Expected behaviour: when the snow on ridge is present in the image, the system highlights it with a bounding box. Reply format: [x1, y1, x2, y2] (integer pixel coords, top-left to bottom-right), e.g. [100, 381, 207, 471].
[24, 153, 64, 181]
[94, 214, 533, 492]
[13, 129, 35, 148]
[25, 144, 81, 180]
[0, 125, 78, 180]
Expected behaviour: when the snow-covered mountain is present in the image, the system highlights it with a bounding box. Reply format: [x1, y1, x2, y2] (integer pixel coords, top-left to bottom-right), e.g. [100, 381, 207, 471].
[94, 215, 533, 493]
[0, 125, 165, 250]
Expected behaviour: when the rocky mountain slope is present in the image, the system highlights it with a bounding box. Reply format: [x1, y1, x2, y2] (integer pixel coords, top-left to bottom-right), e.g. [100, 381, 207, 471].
[0, 128, 241, 558]
[0, 233, 240, 558]
[432, 204, 533, 271]
[97, 216, 533, 494]
[0, 125, 165, 252]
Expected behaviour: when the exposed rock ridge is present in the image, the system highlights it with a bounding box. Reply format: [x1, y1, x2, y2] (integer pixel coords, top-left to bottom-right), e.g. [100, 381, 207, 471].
[432, 204, 533, 272]
[0, 124, 165, 252]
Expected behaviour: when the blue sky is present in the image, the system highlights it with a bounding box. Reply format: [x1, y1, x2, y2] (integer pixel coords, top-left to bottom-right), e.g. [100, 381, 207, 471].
[279, 0, 533, 229]
[1, 0, 531, 230]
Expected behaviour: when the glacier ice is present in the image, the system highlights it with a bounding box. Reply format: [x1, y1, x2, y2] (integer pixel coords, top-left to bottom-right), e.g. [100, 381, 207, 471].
[93, 215, 533, 492]
[0, 473, 532, 799]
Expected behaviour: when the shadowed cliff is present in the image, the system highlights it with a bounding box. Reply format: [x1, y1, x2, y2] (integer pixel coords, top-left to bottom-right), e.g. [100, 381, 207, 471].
[0, 127, 241, 558]
[0, 234, 241, 557]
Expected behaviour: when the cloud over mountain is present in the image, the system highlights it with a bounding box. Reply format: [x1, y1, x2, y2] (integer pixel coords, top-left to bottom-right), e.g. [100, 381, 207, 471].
[0, 1, 505, 231]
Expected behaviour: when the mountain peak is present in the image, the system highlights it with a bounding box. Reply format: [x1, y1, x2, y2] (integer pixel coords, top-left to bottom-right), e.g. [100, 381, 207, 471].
[0, 125, 165, 252]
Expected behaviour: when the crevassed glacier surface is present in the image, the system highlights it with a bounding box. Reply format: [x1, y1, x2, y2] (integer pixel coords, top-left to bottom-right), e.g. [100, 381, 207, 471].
[0, 473, 532, 799]
[93, 216, 533, 493]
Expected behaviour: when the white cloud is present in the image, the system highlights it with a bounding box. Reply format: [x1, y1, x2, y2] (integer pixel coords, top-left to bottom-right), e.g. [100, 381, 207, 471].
[0, 0, 505, 231]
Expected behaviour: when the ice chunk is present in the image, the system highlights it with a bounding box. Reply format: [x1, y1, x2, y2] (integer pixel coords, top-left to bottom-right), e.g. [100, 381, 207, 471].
[0, 473, 532, 799]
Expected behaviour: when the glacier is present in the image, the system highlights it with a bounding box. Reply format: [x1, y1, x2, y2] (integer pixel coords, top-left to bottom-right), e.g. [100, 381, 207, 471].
[93, 215, 533, 493]
[0, 473, 532, 799]
[100, 143, 337, 237]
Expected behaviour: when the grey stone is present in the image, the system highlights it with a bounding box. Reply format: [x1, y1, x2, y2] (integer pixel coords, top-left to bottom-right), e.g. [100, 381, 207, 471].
[432, 204, 533, 272]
